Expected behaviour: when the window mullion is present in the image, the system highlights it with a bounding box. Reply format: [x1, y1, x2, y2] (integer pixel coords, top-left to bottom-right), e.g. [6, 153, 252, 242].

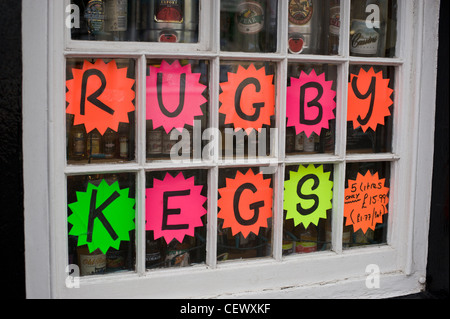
[136, 55, 147, 275]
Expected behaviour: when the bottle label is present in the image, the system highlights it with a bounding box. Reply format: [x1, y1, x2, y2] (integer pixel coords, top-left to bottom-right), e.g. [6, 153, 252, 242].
[73, 134, 85, 155]
[79, 253, 106, 276]
[106, 0, 128, 32]
[236, 1, 264, 34]
[85, 0, 105, 34]
[155, 0, 183, 23]
[350, 19, 379, 55]
[147, 130, 163, 155]
[288, 0, 313, 25]
[329, 6, 340, 36]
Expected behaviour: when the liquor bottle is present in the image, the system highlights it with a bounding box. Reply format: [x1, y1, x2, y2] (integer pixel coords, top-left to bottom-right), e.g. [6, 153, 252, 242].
[162, 129, 177, 157]
[295, 225, 317, 253]
[286, 127, 296, 153]
[234, 0, 266, 52]
[328, 0, 340, 55]
[350, 0, 388, 57]
[294, 132, 305, 152]
[146, 126, 163, 158]
[142, 0, 198, 43]
[288, 0, 322, 54]
[145, 233, 163, 268]
[77, 246, 106, 276]
[126, 0, 139, 41]
[103, 128, 117, 158]
[105, 0, 128, 41]
[71, 125, 86, 160]
[87, 129, 102, 158]
[84, 0, 108, 40]
[118, 124, 130, 159]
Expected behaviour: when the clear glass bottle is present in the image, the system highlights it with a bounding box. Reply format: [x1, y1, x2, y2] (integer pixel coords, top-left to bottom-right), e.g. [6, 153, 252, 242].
[105, 0, 128, 41]
[234, 0, 266, 52]
[350, 0, 388, 57]
[328, 0, 340, 55]
[288, 0, 322, 54]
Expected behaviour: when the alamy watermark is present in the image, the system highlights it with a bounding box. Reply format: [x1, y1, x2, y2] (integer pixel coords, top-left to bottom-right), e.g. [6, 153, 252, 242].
[365, 264, 381, 289]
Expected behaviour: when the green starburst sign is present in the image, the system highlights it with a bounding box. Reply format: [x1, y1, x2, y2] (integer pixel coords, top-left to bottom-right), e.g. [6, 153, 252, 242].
[284, 165, 333, 229]
[68, 179, 136, 254]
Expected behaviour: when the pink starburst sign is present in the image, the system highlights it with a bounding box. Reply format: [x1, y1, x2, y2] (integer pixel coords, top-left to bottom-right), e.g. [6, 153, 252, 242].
[146, 172, 207, 244]
[146, 60, 207, 134]
[286, 69, 336, 138]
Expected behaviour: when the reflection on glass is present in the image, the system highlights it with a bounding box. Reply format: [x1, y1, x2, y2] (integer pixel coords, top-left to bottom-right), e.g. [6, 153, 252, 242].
[350, 0, 397, 57]
[346, 64, 394, 153]
[146, 59, 209, 162]
[66, 58, 136, 164]
[283, 164, 333, 256]
[217, 167, 273, 262]
[343, 162, 390, 248]
[220, 0, 278, 53]
[71, 0, 199, 43]
[67, 173, 136, 276]
[145, 170, 207, 270]
[286, 63, 337, 155]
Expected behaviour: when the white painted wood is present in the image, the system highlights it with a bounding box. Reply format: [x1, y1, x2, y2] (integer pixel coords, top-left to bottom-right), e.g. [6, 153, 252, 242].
[22, 0, 441, 299]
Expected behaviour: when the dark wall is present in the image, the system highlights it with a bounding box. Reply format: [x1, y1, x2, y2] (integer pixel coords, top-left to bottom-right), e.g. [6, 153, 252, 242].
[426, 0, 450, 298]
[0, 0, 25, 298]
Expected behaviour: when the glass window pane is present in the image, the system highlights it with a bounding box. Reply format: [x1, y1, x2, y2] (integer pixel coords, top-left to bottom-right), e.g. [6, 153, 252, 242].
[220, 0, 278, 53]
[66, 58, 136, 164]
[343, 162, 390, 248]
[217, 167, 273, 262]
[346, 64, 395, 153]
[219, 60, 276, 159]
[286, 63, 337, 155]
[145, 170, 207, 269]
[287, 0, 341, 55]
[350, 0, 397, 58]
[283, 164, 334, 255]
[146, 59, 209, 161]
[70, 0, 200, 43]
[67, 173, 136, 276]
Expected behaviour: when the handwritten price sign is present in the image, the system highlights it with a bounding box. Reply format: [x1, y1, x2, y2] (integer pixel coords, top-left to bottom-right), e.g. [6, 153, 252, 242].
[344, 170, 389, 234]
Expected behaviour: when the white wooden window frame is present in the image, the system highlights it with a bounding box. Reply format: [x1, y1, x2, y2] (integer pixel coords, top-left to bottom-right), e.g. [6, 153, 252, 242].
[22, 0, 441, 298]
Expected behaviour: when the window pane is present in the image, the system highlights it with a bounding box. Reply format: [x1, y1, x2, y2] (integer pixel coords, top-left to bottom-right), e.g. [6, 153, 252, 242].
[283, 164, 333, 255]
[146, 59, 209, 161]
[347, 64, 394, 153]
[220, 0, 278, 53]
[66, 58, 136, 164]
[67, 173, 136, 276]
[217, 167, 273, 262]
[145, 170, 207, 269]
[343, 162, 390, 248]
[219, 60, 276, 159]
[286, 63, 337, 155]
[70, 0, 200, 43]
[350, 0, 397, 58]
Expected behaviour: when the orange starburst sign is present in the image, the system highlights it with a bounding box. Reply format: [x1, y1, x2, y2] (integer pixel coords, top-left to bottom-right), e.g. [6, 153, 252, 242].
[66, 59, 136, 135]
[219, 64, 275, 135]
[347, 67, 393, 132]
[218, 170, 273, 238]
[344, 170, 390, 234]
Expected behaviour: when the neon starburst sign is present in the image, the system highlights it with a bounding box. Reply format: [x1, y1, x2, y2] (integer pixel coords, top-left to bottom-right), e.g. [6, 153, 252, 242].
[66, 59, 136, 135]
[146, 60, 207, 134]
[286, 69, 336, 138]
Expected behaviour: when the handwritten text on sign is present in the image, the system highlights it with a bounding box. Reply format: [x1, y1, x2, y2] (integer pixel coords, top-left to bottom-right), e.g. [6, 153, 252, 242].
[344, 170, 390, 234]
